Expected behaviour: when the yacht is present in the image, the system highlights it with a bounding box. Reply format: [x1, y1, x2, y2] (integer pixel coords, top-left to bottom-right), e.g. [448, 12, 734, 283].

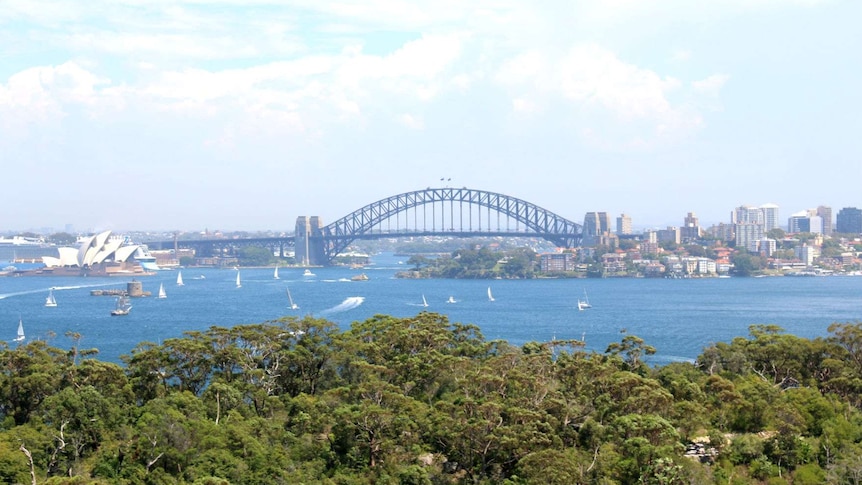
[45, 288, 58, 307]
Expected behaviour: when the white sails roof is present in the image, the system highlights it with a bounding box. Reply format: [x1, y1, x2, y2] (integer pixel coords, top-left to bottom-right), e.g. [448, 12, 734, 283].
[43, 231, 144, 268]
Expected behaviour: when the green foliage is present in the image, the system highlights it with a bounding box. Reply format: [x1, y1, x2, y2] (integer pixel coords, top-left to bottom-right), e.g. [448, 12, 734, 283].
[730, 250, 766, 276]
[5, 316, 862, 483]
[400, 246, 537, 279]
[237, 246, 274, 266]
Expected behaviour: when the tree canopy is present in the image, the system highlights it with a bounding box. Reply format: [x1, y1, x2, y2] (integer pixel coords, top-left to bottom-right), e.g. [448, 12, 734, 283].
[1, 315, 862, 483]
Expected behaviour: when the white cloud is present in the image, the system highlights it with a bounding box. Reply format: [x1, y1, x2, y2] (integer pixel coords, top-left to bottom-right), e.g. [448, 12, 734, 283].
[496, 43, 708, 146]
[398, 113, 424, 129]
[0, 62, 111, 122]
[692, 74, 730, 96]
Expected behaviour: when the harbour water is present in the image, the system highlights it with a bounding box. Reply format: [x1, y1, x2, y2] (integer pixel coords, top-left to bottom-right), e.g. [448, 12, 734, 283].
[2, 252, 861, 366]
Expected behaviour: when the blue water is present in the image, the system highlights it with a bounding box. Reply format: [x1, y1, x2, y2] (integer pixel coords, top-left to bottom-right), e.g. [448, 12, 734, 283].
[2, 253, 861, 366]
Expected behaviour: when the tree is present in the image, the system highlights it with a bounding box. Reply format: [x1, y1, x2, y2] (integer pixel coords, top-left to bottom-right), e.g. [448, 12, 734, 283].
[406, 255, 431, 270]
[606, 334, 657, 371]
[767, 228, 786, 240]
[731, 250, 766, 276]
[47, 232, 77, 246]
[237, 246, 273, 266]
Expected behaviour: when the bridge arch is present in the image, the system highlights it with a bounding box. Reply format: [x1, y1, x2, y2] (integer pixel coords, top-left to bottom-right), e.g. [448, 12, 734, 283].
[320, 187, 582, 262]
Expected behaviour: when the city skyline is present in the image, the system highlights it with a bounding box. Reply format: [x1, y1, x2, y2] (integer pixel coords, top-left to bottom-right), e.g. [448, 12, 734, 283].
[2, 1, 860, 232]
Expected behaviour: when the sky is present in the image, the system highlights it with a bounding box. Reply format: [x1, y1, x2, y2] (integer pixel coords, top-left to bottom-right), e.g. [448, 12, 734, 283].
[1, 0, 860, 233]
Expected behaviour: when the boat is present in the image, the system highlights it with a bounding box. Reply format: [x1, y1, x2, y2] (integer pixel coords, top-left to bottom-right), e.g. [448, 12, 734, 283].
[133, 245, 161, 271]
[273, 266, 280, 280]
[287, 287, 298, 310]
[176, 271, 184, 286]
[110, 296, 132, 316]
[236, 271, 242, 288]
[351, 273, 369, 281]
[13, 317, 24, 342]
[422, 294, 428, 307]
[447, 296, 456, 304]
[157, 283, 167, 299]
[579, 289, 592, 309]
[487, 286, 495, 302]
[303, 269, 315, 277]
[45, 288, 57, 307]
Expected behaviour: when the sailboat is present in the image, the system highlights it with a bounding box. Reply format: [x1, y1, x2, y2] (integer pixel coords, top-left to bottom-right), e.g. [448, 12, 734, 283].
[157, 283, 167, 299]
[176, 271, 184, 286]
[421, 294, 428, 308]
[45, 288, 57, 307]
[110, 296, 132, 316]
[287, 287, 298, 310]
[447, 296, 456, 304]
[13, 317, 24, 342]
[580, 289, 592, 309]
[487, 286, 495, 302]
[274, 266, 280, 280]
[236, 271, 242, 288]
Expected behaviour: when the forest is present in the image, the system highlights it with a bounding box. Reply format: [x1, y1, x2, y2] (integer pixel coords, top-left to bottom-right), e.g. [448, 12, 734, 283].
[2, 313, 862, 484]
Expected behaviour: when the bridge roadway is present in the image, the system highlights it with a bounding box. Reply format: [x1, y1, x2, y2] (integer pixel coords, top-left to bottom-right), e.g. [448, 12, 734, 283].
[146, 187, 583, 265]
[148, 230, 565, 259]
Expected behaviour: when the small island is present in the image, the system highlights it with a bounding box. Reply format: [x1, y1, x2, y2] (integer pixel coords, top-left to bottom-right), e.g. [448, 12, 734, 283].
[396, 247, 539, 279]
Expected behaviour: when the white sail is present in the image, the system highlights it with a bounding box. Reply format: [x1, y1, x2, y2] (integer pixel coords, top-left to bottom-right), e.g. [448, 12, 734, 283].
[111, 296, 132, 316]
[157, 283, 167, 299]
[487, 286, 495, 302]
[580, 289, 592, 309]
[14, 317, 24, 342]
[236, 271, 242, 288]
[176, 271, 184, 286]
[422, 294, 428, 307]
[274, 266, 279, 279]
[287, 287, 298, 310]
[45, 288, 57, 307]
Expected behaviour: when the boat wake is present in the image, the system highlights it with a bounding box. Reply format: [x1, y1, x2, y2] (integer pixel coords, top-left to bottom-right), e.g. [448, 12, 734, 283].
[0, 282, 114, 300]
[319, 297, 365, 315]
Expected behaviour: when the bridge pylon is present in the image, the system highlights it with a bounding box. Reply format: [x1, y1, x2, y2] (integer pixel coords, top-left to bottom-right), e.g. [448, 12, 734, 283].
[295, 216, 326, 266]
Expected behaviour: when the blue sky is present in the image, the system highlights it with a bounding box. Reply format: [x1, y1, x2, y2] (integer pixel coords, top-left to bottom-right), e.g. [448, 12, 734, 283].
[1, 0, 860, 233]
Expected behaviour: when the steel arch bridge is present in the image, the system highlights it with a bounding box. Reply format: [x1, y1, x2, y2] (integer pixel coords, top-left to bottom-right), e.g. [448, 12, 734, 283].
[298, 187, 582, 264]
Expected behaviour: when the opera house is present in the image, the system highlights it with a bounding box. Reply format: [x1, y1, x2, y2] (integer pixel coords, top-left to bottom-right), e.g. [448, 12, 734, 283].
[32, 231, 154, 276]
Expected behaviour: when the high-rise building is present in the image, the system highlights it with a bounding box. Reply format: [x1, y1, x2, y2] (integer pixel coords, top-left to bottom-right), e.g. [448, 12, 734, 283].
[837, 207, 862, 234]
[735, 222, 764, 252]
[616, 213, 632, 235]
[817, 206, 833, 235]
[788, 211, 823, 234]
[760, 204, 780, 231]
[657, 227, 681, 245]
[681, 212, 702, 240]
[788, 211, 810, 233]
[732, 205, 764, 225]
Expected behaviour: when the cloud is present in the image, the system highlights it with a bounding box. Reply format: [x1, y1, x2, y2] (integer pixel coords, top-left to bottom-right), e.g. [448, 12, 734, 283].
[398, 113, 424, 129]
[0, 62, 111, 123]
[692, 74, 730, 96]
[670, 49, 692, 62]
[495, 43, 711, 146]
